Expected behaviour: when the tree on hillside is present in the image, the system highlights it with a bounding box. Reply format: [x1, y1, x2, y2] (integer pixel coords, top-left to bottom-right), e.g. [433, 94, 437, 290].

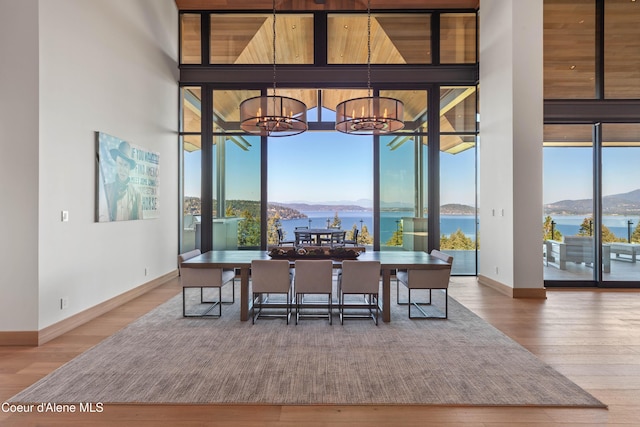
[577, 217, 594, 237]
[267, 213, 282, 245]
[577, 216, 625, 243]
[330, 212, 342, 228]
[632, 222, 640, 243]
[386, 222, 403, 246]
[237, 209, 260, 247]
[359, 224, 374, 245]
[543, 215, 563, 241]
[345, 223, 373, 245]
[440, 228, 475, 250]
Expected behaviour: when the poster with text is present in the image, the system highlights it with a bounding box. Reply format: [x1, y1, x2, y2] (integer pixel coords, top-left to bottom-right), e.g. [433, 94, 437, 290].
[96, 132, 160, 222]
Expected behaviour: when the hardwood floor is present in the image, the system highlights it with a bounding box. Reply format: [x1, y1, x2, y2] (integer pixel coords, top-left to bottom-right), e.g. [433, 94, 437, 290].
[1, 276, 639, 426]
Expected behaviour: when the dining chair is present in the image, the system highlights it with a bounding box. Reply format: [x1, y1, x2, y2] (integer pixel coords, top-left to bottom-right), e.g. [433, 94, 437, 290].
[178, 249, 201, 276]
[276, 228, 295, 246]
[295, 230, 313, 245]
[396, 249, 453, 319]
[320, 230, 345, 247]
[179, 249, 236, 304]
[179, 252, 236, 318]
[332, 231, 346, 247]
[343, 229, 359, 246]
[293, 260, 334, 325]
[338, 260, 381, 325]
[250, 259, 293, 324]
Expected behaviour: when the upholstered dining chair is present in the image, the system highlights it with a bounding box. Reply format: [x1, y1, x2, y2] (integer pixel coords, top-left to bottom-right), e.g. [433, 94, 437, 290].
[338, 260, 381, 325]
[250, 259, 293, 324]
[396, 249, 453, 319]
[293, 259, 334, 325]
[179, 250, 236, 318]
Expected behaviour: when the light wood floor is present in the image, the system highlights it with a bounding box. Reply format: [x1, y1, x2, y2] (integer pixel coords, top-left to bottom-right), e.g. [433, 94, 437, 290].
[1, 277, 639, 426]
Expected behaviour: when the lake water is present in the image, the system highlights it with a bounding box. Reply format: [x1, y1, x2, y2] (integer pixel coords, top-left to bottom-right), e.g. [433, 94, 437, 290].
[549, 215, 640, 240]
[279, 211, 478, 243]
[280, 212, 640, 242]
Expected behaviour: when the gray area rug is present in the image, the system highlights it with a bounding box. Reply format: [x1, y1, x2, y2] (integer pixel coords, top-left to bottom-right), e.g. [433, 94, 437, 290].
[11, 282, 605, 407]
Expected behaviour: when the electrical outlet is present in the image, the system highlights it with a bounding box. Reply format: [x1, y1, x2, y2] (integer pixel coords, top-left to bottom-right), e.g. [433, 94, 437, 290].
[144, 267, 148, 276]
[61, 297, 69, 310]
[61, 211, 69, 222]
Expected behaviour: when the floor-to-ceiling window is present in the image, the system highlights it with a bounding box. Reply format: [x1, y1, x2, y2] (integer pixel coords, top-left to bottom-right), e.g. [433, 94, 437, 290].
[438, 86, 477, 275]
[601, 123, 640, 284]
[543, 0, 640, 287]
[178, 8, 479, 272]
[180, 86, 202, 253]
[267, 123, 374, 248]
[543, 124, 595, 282]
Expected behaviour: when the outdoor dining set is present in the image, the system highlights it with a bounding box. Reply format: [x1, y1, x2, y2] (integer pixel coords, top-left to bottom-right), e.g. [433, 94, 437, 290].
[276, 226, 359, 248]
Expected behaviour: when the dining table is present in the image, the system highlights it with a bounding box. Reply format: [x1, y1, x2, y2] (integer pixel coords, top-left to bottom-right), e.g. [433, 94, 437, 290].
[180, 250, 451, 322]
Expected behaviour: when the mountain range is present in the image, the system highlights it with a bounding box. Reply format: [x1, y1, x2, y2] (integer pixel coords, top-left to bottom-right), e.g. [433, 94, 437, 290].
[278, 202, 476, 215]
[545, 188, 640, 215]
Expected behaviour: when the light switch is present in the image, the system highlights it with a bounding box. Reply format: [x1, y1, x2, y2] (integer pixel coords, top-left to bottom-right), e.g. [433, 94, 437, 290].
[61, 211, 69, 222]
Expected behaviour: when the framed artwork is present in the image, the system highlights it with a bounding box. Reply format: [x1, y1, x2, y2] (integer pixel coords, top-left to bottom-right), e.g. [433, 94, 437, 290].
[96, 132, 160, 222]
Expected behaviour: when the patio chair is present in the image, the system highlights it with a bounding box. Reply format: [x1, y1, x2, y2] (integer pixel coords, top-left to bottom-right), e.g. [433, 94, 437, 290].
[321, 231, 346, 247]
[276, 228, 295, 246]
[343, 229, 359, 246]
[295, 230, 313, 245]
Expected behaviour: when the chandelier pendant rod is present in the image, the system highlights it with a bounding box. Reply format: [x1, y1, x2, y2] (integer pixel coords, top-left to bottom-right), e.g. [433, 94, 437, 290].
[238, 0, 308, 137]
[334, 0, 405, 135]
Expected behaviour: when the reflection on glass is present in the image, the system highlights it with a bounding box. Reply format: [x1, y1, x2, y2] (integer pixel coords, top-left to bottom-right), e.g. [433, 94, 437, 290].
[380, 135, 417, 249]
[328, 13, 431, 64]
[602, 123, 640, 282]
[181, 87, 202, 133]
[440, 137, 477, 275]
[213, 135, 261, 249]
[440, 86, 477, 135]
[181, 13, 201, 65]
[181, 135, 201, 253]
[543, 125, 594, 280]
[440, 13, 476, 64]
[210, 14, 313, 64]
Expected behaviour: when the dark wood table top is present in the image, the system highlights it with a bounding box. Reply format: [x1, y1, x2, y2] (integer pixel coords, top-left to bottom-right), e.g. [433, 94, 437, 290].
[181, 250, 451, 269]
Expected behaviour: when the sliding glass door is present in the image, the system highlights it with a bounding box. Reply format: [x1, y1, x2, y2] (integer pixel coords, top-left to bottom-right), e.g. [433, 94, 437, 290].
[543, 123, 640, 286]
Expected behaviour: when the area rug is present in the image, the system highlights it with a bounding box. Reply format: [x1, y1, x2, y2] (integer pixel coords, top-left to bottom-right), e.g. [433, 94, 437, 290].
[10, 282, 605, 407]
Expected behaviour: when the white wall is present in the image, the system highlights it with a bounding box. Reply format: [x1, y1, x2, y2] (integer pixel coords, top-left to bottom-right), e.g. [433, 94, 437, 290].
[0, 0, 179, 331]
[479, 0, 544, 289]
[34, 0, 178, 329]
[0, 0, 41, 331]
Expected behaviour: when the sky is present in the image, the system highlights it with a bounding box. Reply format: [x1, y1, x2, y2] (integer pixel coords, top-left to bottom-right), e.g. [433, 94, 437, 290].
[543, 146, 640, 204]
[186, 131, 640, 208]
[183, 106, 478, 208]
